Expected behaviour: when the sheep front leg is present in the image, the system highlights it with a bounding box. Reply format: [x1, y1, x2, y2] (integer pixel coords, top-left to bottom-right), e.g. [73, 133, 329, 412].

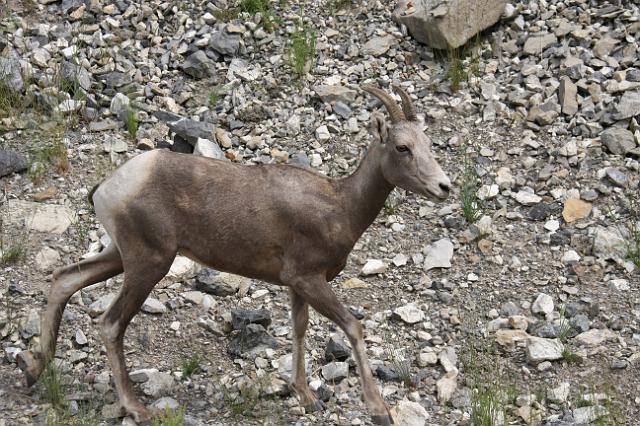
[290, 276, 394, 425]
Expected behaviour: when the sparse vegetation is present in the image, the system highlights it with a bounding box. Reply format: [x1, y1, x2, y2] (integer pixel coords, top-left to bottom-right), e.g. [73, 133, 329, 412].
[627, 222, 640, 268]
[561, 347, 582, 364]
[213, 8, 240, 22]
[0, 205, 29, 266]
[40, 363, 67, 408]
[208, 85, 224, 109]
[124, 106, 138, 140]
[239, 0, 268, 14]
[459, 142, 483, 223]
[152, 406, 186, 426]
[288, 20, 316, 80]
[388, 347, 413, 388]
[181, 354, 201, 380]
[446, 48, 468, 92]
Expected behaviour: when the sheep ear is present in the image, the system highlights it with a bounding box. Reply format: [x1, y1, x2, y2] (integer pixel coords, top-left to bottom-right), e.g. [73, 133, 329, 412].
[370, 112, 389, 144]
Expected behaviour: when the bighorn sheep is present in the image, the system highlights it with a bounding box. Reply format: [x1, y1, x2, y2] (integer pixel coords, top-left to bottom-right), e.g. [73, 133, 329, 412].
[17, 85, 451, 425]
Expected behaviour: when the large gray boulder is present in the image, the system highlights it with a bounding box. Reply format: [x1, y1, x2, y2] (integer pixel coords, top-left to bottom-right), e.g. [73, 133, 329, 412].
[393, 0, 507, 50]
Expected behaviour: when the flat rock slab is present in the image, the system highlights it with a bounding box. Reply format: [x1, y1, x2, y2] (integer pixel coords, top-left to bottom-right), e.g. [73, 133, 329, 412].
[423, 238, 454, 270]
[390, 400, 429, 426]
[526, 337, 564, 364]
[562, 199, 592, 223]
[393, 0, 507, 50]
[5, 200, 74, 234]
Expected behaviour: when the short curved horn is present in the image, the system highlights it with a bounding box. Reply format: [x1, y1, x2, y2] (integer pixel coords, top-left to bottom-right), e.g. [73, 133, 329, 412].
[362, 85, 405, 124]
[392, 85, 417, 121]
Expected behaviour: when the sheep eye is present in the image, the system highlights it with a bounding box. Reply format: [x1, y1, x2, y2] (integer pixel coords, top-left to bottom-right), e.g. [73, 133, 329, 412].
[396, 145, 410, 153]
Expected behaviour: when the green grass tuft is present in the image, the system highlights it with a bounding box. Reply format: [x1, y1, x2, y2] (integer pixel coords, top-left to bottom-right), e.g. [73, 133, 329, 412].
[181, 355, 201, 380]
[288, 22, 316, 80]
[152, 406, 186, 426]
[40, 363, 66, 408]
[124, 106, 138, 140]
[459, 142, 483, 223]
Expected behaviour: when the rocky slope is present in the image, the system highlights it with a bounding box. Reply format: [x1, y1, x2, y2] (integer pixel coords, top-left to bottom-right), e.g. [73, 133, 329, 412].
[1, 0, 639, 425]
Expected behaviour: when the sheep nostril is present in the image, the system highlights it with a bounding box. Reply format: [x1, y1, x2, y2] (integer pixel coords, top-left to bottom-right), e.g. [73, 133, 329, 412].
[439, 182, 450, 193]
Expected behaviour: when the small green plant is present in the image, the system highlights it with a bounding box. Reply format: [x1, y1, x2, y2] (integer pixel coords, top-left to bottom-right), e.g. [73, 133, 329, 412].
[561, 347, 582, 364]
[181, 355, 201, 380]
[45, 403, 100, 426]
[0, 244, 27, 264]
[40, 138, 70, 173]
[0, 79, 23, 118]
[213, 8, 240, 21]
[388, 348, 413, 388]
[557, 305, 574, 343]
[460, 331, 515, 426]
[288, 22, 316, 80]
[383, 200, 397, 215]
[151, 405, 186, 426]
[0, 209, 29, 266]
[208, 85, 224, 109]
[627, 223, 640, 268]
[459, 142, 483, 223]
[124, 106, 138, 140]
[446, 48, 467, 92]
[239, 0, 268, 14]
[40, 363, 66, 408]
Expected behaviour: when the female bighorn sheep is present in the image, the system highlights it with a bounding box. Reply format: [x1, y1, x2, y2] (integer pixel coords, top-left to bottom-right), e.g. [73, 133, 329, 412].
[18, 85, 451, 425]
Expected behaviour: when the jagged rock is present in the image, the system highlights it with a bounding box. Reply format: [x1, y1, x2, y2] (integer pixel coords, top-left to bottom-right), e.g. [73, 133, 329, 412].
[575, 329, 617, 347]
[572, 406, 604, 423]
[154, 112, 215, 145]
[531, 293, 553, 315]
[526, 337, 564, 364]
[558, 77, 578, 116]
[196, 269, 244, 297]
[182, 50, 215, 79]
[390, 399, 429, 426]
[89, 294, 116, 317]
[35, 246, 60, 271]
[393, 0, 506, 50]
[61, 61, 91, 91]
[548, 382, 570, 403]
[361, 35, 396, 56]
[592, 226, 627, 260]
[21, 309, 40, 339]
[423, 238, 454, 270]
[230, 309, 272, 330]
[614, 91, 640, 120]
[228, 324, 280, 356]
[0, 149, 27, 177]
[562, 199, 592, 223]
[314, 85, 357, 104]
[393, 303, 425, 324]
[600, 127, 636, 155]
[209, 30, 241, 56]
[436, 371, 458, 403]
[193, 138, 224, 160]
[325, 337, 351, 362]
[141, 298, 166, 314]
[523, 33, 558, 55]
[361, 259, 387, 275]
[0, 57, 24, 92]
[321, 361, 349, 381]
[142, 371, 174, 397]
